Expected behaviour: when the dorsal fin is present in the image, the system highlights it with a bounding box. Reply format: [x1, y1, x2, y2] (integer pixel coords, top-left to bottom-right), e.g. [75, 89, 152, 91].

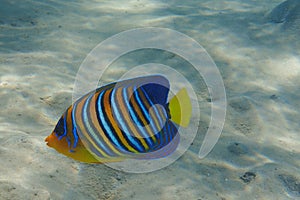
[94, 75, 170, 105]
[138, 75, 170, 105]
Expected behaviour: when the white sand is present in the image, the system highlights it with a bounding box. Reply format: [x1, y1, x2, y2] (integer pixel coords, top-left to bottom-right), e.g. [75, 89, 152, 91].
[1, 0, 300, 199]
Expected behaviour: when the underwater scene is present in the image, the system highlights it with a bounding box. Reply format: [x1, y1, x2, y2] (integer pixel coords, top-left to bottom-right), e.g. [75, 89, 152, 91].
[0, 0, 300, 199]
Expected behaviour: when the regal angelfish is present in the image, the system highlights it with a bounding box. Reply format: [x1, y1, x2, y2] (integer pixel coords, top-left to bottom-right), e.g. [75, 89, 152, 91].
[45, 75, 192, 163]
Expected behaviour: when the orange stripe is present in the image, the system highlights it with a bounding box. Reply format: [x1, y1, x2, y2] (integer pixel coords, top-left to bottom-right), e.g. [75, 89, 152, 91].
[138, 88, 161, 139]
[130, 88, 157, 143]
[103, 88, 138, 153]
[75, 94, 108, 157]
[116, 87, 149, 150]
[89, 91, 122, 155]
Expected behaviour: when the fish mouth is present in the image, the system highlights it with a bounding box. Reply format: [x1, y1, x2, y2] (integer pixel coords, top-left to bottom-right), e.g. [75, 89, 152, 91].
[45, 135, 50, 146]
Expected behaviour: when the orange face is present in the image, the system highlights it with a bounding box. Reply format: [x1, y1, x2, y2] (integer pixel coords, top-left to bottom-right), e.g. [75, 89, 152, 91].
[45, 115, 101, 163]
[45, 132, 71, 156]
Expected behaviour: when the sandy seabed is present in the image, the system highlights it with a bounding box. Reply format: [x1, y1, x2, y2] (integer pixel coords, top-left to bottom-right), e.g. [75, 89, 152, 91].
[0, 0, 300, 199]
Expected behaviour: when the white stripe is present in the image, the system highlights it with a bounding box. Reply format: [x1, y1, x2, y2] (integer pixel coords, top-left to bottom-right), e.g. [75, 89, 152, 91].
[82, 93, 112, 156]
[97, 90, 126, 151]
[122, 87, 153, 146]
[111, 88, 143, 152]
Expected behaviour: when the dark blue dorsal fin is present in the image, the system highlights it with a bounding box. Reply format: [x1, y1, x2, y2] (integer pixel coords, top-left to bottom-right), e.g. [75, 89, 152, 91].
[93, 75, 170, 105]
[138, 75, 170, 105]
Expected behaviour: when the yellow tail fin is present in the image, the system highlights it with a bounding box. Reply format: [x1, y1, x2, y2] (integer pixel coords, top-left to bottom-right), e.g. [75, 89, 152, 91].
[168, 88, 192, 127]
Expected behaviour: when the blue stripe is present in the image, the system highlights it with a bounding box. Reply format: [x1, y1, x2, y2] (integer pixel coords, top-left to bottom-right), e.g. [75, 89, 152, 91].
[140, 86, 165, 135]
[123, 87, 153, 147]
[66, 135, 71, 148]
[134, 86, 150, 120]
[111, 88, 143, 152]
[123, 87, 142, 126]
[166, 121, 172, 143]
[71, 105, 79, 149]
[134, 86, 159, 137]
[155, 125, 166, 150]
[167, 121, 172, 142]
[60, 113, 72, 149]
[82, 93, 113, 155]
[97, 90, 125, 151]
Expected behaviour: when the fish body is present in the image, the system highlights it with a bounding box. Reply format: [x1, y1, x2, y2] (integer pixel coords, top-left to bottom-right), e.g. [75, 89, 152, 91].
[45, 75, 192, 163]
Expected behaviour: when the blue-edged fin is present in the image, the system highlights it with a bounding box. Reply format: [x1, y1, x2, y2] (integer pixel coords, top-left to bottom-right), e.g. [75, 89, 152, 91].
[168, 88, 192, 127]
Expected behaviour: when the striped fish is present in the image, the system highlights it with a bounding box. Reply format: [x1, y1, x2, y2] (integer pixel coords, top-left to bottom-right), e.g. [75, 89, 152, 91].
[45, 75, 192, 163]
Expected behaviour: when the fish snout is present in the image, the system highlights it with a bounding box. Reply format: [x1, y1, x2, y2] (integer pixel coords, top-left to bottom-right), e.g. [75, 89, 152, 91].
[45, 134, 54, 147]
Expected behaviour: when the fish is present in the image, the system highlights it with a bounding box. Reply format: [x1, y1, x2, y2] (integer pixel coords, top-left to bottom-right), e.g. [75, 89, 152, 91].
[45, 75, 192, 163]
